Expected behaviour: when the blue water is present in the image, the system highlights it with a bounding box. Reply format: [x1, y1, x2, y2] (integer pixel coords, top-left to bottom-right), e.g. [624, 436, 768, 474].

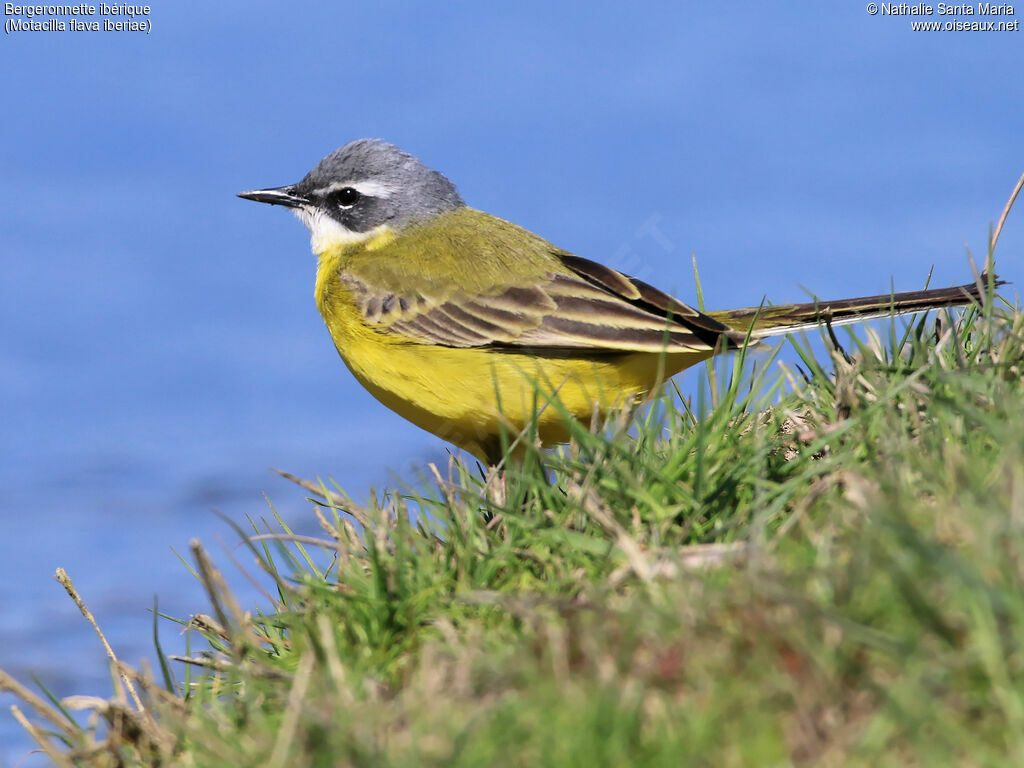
[2, 3, 1021, 763]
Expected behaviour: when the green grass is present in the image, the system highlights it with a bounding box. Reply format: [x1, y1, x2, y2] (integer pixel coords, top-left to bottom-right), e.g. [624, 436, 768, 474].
[5, 278, 1024, 767]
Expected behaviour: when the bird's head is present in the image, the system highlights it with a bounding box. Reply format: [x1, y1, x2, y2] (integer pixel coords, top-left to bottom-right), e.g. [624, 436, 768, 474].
[238, 139, 465, 255]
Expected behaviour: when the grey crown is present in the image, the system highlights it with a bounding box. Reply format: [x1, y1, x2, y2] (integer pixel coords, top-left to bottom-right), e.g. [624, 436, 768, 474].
[295, 139, 466, 233]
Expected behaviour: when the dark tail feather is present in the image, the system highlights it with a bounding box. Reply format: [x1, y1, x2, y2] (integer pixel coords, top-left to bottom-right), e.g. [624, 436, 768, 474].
[708, 273, 1003, 340]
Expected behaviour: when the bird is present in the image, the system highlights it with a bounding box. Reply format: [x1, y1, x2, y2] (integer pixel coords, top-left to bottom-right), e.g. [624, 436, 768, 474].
[239, 139, 994, 466]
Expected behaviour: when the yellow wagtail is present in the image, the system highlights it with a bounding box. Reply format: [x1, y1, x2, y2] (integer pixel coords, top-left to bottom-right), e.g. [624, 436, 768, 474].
[240, 139, 993, 464]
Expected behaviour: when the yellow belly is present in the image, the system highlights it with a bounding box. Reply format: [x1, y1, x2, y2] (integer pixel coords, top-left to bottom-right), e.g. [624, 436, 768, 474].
[317, 279, 707, 461]
[352, 338, 703, 461]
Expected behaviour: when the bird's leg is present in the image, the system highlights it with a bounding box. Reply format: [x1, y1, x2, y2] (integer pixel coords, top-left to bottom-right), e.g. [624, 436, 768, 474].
[479, 437, 509, 510]
[484, 465, 507, 509]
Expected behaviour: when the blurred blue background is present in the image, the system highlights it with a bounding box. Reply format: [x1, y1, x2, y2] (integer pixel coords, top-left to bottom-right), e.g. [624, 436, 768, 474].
[1, 1, 1021, 762]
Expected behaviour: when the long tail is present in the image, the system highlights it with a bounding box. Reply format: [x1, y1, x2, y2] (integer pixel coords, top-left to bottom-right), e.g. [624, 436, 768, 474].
[707, 274, 1003, 340]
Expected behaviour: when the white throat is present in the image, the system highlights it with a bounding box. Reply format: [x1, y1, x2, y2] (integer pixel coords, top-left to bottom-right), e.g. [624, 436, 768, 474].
[294, 207, 375, 255]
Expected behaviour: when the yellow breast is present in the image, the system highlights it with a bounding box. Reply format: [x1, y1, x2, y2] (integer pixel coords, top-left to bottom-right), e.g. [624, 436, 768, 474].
[313, 235, 708, 462]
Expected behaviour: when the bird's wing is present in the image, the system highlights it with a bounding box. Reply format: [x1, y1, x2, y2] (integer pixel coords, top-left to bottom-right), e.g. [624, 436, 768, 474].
[341, 250, 747, 355]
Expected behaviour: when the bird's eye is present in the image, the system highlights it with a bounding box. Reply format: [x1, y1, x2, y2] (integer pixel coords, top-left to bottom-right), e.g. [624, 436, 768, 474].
[332, 187, 361, 208]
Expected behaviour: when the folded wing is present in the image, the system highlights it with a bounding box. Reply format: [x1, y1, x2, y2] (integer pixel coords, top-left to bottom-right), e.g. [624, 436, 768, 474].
[341, 251, 748, 355]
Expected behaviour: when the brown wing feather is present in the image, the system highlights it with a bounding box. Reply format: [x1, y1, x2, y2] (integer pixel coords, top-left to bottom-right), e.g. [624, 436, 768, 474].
[558, 254, 747, 347]
[340, 252, 745, 354]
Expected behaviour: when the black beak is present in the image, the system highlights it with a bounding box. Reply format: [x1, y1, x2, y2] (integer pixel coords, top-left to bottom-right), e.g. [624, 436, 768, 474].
[237, 185, 308, 208]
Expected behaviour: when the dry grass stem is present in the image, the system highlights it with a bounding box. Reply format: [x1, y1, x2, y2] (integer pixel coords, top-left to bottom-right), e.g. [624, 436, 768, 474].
[55, 568, 144, 713]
